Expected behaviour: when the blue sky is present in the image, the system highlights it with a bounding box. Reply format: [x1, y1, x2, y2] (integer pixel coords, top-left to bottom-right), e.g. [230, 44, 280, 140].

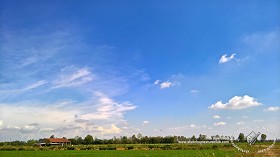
[0, 0, 279, 141]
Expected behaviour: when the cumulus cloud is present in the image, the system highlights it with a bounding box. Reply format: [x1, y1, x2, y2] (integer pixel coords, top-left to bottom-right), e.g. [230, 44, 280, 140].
[20, 123, 40, 134]
[190, 124, 197, 128]
[0, 120, 3, 129]
[264, 106, 279, 112]
[213, 122, 226, 126]
[143, 120, 149, 126]
[219, 54, 236, 64]
[52, 67, 93, 88]
[95, 124, 122, 135]
[213, 115, 221, 119]
[209, 95, 262, 110]
[0, 92, 137, 140]
[160, 81, 172, 89]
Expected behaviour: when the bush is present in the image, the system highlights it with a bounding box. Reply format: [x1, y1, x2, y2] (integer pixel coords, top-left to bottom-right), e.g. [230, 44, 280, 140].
[212, 145, 219, 150]
[67, 147, 75, 150]
[148, 145, 155, 150]
[127, 146, 134, 150]
[162, 145, 172, 150]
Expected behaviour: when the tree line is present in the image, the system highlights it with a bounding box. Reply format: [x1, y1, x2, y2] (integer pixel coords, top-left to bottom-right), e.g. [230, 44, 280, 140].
[0, 133, 271, 146]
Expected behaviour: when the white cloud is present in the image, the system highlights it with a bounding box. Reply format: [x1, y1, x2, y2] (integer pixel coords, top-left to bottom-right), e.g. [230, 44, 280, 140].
[154, 80, 161, 85]
[0, 92, 137, 141]
[190, 89, 199, 94]
[20, 123, 40, 134]
[190, 124, 197, 128]
[236, 121, 245, 125]
[264, 106, 280, 112]
[81, 92, 137, 121]
[213, 115, 221, 119]
[52, 67, 93, 88]
[209, 95, 262, 110]
[95, 124, 122, 135]
[219, 54, 236, 64]
[143, 121, 149, 126]
[160, 81, 172, 89]
[23, 80, 48, 91]
[0, 120, 3, 129]
[0, 80, 47, 95]
[213, 122, 226, 126]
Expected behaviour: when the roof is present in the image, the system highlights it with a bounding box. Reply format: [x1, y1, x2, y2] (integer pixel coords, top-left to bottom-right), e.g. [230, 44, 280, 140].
[45, 138, 71, 143]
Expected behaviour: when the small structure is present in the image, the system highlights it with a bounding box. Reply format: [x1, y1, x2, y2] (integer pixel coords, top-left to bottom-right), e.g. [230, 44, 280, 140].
[39, 137, 71, 146]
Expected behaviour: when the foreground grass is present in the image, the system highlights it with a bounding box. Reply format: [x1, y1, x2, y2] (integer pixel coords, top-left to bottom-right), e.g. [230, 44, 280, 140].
[0, 142, 278, 157]
[0, 150, 238, 157]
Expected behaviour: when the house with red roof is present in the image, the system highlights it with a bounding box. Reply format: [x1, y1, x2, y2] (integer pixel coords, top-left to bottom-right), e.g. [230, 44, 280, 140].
[39, 137, 71, 146]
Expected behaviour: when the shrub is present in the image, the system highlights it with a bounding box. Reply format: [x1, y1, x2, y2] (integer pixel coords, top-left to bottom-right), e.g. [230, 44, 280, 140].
[127, 146, 134, 150]
[67, 147, 75, 150]
[212, 145, 219, 150]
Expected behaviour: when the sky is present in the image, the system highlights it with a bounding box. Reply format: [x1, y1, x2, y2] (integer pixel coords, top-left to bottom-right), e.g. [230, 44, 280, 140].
[0, 0, 279, 141]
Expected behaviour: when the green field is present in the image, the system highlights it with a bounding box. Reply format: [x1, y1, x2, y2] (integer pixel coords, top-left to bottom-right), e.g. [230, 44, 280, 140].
[0, 150, 239, 157]
[0, 143, 279, 157]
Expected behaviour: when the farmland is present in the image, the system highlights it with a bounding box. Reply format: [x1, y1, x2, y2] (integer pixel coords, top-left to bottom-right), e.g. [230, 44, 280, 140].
[0, 143, 279, 157]
[0, 150, 236, 157]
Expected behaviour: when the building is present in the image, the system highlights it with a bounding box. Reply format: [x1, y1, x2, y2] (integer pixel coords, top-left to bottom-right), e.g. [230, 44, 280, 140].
[39, 137, 71, 146]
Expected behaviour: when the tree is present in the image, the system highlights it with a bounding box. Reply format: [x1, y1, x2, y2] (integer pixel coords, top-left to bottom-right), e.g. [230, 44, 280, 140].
[137, 133, 142, 139]
[131, 135, 139, 144]
[190, 135, 196, 141]
[77, 136, 84, 144]
[84, 135, 94, 144]
[197, 134, 207, 141]
[121, 136, 128, 144]
[261, 134, 267, 142]
[27, 139, 37, 146]
[50, 135, 55, 138]
[238, 133, 245, 142]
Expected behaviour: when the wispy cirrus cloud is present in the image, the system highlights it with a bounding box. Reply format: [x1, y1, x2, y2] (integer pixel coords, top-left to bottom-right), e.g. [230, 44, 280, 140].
[22, 80, 48, 91]
[0, 80, 48, 99]
[81, 92, 137, 121]
[209, 95, 262, 110]
[52, 67, 93, 88]
[242, 29, 280, 53]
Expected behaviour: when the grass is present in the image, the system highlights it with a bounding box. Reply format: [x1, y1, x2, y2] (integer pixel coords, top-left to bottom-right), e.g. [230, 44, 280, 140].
[0, 142, 278, 157]
[0, 150, 237, 157]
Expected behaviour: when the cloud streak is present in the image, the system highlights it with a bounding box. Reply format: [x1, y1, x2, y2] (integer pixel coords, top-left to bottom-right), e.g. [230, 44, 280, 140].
[52, 67, 93, 88]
